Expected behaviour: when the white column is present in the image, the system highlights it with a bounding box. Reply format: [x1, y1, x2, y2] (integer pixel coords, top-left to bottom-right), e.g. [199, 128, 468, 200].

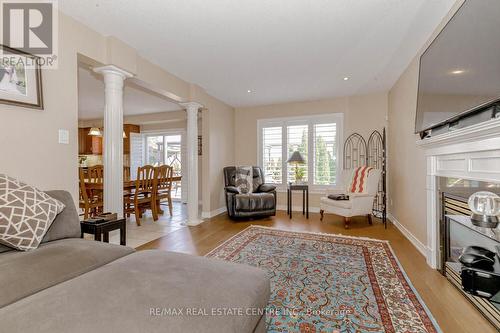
[93, 65, 133, 218]
[180, 102, 203, 226]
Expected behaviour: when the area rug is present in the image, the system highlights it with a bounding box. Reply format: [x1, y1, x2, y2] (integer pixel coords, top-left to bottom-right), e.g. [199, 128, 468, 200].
[206, 226, 441, 333]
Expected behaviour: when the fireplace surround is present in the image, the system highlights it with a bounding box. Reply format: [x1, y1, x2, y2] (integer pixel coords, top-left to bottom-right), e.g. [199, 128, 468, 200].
[417, 116, 500, 269]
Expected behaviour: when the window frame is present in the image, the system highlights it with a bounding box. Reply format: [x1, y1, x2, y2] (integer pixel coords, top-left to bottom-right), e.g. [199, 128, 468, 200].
[257, 113, 344, 191]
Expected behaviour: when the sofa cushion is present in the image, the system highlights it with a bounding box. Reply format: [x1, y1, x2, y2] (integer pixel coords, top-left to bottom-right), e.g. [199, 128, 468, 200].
[42, 190, 81, 243]
[0, 175, 65, 251]
[235, 193, 275, 212]
[0, 238, 134, 308]
[320, 196, 352, 209]
[0, 250, 270, 333]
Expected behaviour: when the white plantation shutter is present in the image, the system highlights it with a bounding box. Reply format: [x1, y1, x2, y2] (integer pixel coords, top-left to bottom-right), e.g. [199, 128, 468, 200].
[130, 133, 144, 180]
[262, 127, 282, 184]
[258, 114, 343, 187]
[313, 123, 337, 185]
[286, 124, 308, 183]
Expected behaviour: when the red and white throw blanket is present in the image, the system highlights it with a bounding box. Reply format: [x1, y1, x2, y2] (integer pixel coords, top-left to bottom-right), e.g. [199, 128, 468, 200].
[349, 166, 373, 193]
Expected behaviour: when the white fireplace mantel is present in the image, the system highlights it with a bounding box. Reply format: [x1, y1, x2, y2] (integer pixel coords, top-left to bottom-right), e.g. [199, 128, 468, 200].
[417, 117, 500, 269]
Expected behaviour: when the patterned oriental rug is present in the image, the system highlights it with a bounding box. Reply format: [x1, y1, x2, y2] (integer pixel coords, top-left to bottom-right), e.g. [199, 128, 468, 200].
[206, 226, 441, 333]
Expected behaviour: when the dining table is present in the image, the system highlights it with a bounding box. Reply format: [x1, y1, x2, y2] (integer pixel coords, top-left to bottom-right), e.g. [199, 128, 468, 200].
[83, 176, 182, 217]
[83, 176, 182, 191]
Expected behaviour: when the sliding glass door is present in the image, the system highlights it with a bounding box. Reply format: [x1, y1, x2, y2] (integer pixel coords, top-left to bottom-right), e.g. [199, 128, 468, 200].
[143, 133, 183, 199]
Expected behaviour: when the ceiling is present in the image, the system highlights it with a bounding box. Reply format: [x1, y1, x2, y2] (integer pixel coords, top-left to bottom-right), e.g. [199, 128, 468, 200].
[63, 0, 456, 108]
[78, 66, 180, 119]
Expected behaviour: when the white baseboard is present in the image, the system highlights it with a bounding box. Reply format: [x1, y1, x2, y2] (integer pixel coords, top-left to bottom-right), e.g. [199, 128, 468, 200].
[388, 213, 429, 259]
[276, 205, 320, 213]
[201, 207, 227, 219]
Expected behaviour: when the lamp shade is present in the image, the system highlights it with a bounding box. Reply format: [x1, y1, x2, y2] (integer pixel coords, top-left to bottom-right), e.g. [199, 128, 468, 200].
[88, 127, 102, 136]
[287, 151, 305, 164]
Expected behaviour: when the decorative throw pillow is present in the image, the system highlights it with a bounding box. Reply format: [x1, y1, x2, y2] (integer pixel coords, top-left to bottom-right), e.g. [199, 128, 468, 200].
[235, 166, 253, 194]
[0, 174, 65, 251]
[349, 166, 374, 194]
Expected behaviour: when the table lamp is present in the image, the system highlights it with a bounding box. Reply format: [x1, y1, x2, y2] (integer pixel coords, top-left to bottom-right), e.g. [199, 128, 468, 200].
[287, 151, 305, 183]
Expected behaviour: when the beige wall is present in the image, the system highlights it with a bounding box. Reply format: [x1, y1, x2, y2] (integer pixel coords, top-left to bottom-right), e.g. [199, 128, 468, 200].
[190, 85, 235, 214]
[388, 59, 427, 242]
[387, 0, 465, 245]
[234, 93, 388, 209]
[0, 11, 233, 216]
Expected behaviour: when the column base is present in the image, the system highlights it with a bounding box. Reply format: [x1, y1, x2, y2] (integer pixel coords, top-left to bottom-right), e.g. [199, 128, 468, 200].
[181, 218, 204, 227]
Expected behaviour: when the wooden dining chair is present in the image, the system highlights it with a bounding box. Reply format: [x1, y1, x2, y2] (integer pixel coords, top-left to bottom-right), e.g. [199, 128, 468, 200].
[78, 167, 104, 219]
[87, 165, 104, 183]
[123, 166, 131, 181]
[124, 165, 158, 226]
[154, 165, 174, 216]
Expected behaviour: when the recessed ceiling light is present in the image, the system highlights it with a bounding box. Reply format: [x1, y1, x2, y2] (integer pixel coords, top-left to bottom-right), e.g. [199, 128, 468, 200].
[343, 77, 349, 81]
[247, 89, 252, 93]
[450, 69, 465, 75]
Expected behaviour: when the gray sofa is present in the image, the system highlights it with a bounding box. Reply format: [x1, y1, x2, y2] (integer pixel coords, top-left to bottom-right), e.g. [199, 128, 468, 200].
[0, 191, 270, 333]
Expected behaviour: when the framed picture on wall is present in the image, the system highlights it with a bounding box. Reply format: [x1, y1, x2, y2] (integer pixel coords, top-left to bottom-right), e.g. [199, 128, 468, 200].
[0, 45, 43, 109]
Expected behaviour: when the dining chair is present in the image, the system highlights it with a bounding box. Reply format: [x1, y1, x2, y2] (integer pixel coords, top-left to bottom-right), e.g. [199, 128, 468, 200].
[123, 166, 131, 181]
[87, 165, 104, 183]
[124, 165, 158, 226]
[78, 167, 104, 219]
[154, 165, 174, 216]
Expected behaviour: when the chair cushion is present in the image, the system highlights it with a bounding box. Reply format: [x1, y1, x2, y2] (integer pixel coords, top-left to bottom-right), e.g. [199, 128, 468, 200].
[0, 238, 134, 308]
[0, 250, 270, 333]
[235, 193, 275, 212]
[0, 175, 65, 251]
[320, 196, 352, 209]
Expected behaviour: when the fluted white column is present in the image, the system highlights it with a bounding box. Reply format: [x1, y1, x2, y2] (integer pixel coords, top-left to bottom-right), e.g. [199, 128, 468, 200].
[180, 102, 203, 226]
[93, 65, 133, 218]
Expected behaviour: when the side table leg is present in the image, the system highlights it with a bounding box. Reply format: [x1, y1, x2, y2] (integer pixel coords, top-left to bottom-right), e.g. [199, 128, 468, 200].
[306, 187, 309, 219]
[302, 189, 305, 215]
[95, 228, 102, 242]
[120, 225, 126, 246]
[286, 189, 290, 215]
[289, 189, 292, 219]
[103, 232, 109, 243]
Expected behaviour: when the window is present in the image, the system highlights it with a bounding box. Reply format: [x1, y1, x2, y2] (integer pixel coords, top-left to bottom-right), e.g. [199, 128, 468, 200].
[258, 114, 343, 187]
[141, 133, 184, 199]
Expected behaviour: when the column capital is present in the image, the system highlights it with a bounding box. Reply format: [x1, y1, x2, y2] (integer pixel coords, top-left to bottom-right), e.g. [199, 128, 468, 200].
[180, 101, 204, 111]
[93, 65, 134, 79]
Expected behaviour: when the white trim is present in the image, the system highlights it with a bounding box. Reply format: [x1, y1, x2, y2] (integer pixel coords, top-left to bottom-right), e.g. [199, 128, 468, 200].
[201, 207, 227, 219]
[388, 213, 429, 259]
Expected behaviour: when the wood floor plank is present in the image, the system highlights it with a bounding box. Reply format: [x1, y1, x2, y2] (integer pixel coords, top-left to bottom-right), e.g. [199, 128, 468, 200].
[138, 211, 497, 333]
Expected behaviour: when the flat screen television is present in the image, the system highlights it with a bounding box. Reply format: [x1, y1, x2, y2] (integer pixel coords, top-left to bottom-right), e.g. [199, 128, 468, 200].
[415, 0, 500, 133]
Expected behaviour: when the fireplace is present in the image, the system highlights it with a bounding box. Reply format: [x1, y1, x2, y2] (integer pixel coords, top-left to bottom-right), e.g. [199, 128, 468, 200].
[438, 178, 500, 329]
[416, 118, 500, 329]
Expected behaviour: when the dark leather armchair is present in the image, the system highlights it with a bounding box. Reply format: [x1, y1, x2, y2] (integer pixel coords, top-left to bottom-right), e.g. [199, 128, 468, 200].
[223, 166, 276, 220]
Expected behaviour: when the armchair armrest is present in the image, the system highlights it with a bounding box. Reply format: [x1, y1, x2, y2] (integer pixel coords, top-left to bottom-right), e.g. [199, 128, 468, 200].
[257, 184, 276, 193]
[225, 186, 240, 194]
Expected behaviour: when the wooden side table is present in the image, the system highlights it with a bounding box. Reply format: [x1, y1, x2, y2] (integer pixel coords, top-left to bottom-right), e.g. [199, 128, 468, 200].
[81, 219, 126, 246]
[287, 183, 309, 219]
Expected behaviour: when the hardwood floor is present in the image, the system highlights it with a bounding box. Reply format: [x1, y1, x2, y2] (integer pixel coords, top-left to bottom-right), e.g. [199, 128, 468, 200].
[138, 210, 497, 333]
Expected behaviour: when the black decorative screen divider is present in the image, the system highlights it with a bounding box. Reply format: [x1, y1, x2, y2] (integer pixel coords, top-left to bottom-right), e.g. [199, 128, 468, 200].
[343, 129, 387, 227]
[343, 133, 367, 170]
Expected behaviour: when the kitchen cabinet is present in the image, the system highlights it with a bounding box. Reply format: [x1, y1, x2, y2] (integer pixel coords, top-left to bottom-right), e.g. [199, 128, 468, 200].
[123, 124, 140, 154]
[78, 125, 140, 155]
